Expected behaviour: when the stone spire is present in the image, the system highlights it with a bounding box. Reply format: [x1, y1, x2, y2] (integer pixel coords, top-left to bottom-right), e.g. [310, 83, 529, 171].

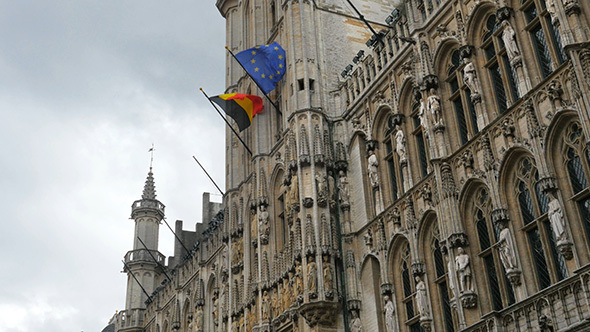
[142, 168, 157, 200]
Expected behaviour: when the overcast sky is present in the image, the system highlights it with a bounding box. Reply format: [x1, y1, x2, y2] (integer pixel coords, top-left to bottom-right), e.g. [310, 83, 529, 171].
[0, 1, 226, 331]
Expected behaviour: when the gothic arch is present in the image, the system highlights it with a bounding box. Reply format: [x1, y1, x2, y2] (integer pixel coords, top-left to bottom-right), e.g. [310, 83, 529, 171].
[544, 108, 579, 174]
[416, 209, 437, 248]
[464, 1, 497, 46]
[459, 178, 488, 210]
[432, 38, 461, 76]
[359, 255, 385, 332]
[397, 77, 417, 115]
[386, 233, 410, 279]
[498, 146, 536, 202]
[370, 103, 394, 140]
[182, 298, 192, 330]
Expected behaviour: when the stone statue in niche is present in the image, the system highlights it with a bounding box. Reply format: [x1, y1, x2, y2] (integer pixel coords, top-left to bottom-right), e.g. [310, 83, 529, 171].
[395, 125, 407, 161]
[455, 247, 473, 293]
[338, 170, 350, 206]
[328, 170, 336, 202]
[212, 294, 219, 325]
[350, 310, 363, 332]
[316, 173, 328, 204]
[547, 191, 567, 242]
[258, 205, 270, 244]
[271, 288, 280, 317]
[295, 260, 304, 296]
[262, 290, 270, 320]
[231, 317, 237, 332]
[195, 306, 204, 331]
[415, 276, 430, 319]
[367, 150, 380, 188]
[463, 61, 480, 96]
[323, 256, 334, 291]
[250, 209, 257, 239]
[545, 0, 557, 24]
[282, 280, 291, 310]
[289, 172, 299, 209]
[384, 295, 395, 332]
[307, 256, 318, 294]
[364, 229, 373, 251]
[427, 89, 443, 126]
[418, 100, 430, 133]
[501, 21, 520, 63]
[187, 317, 195, 332]
[498, 223, 518, 272]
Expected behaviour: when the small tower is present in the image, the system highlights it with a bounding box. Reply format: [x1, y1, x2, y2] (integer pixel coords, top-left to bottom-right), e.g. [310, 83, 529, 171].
[123, 167, 165, 310]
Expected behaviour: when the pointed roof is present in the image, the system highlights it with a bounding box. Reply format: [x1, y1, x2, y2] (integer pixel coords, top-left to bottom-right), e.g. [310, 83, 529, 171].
[142, 167, 157, 200]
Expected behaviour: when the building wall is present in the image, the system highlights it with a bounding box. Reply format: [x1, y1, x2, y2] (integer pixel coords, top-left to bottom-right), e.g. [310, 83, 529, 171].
[114, 0, 590, 331]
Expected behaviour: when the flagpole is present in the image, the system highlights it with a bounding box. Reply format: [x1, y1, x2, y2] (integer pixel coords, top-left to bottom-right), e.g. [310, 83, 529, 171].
[225, 46, 281, 115]
[343, 0, 379, 38]
[200, 88, 254, 156]
[192, 155, 225, 196]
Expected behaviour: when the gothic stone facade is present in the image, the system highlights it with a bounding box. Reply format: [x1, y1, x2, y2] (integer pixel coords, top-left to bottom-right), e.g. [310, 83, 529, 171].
[113, 0, 590, 331]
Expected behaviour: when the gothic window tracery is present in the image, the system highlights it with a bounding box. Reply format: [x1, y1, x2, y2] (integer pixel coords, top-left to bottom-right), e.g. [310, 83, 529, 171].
[481, 15, 519, 114]
[446, 49, 477, 145]
[521, 0, 566, 79]
[512, 157, 567, 290]
[560, 122, 590, 250]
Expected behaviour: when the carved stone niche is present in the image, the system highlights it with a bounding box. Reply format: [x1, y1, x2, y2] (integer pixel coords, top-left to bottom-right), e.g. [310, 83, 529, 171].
[299, 301, 340, 327]
[303, 197, 314, 208]
[423, 74, 438, 90]
[390, 113, 405, 127]
[347, 299, 361, 311]
[459, 44, 474, 59]
[411, 261, 426, 277]
[496, 6, 513, 21]
[366, 140, 377, 153]
[460, 292, 478, 309]
[537, 176, 558, 195]
[380, 283, 394, 296]
[491, 208, 510, 225]
[447, 232, 469, 249]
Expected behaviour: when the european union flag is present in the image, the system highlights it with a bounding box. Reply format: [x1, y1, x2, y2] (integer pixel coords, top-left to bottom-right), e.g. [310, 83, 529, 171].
[235, 42, 286, 94]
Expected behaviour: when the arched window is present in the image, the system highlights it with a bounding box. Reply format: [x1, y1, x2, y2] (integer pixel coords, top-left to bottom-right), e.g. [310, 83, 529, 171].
[473, 187, 515, 311]
[446, 50, 477, 145]
[481, 15, 519, 114]
[411, 101, 429, 178]
[430, 225, 455, 332]
[513, 157, 567, 290]
[560, 122, 590, 248]
[521, 0, 566, 78]
[383, 115, 403, 200]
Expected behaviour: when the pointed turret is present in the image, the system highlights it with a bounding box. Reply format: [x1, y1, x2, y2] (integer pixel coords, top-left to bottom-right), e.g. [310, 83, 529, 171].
[123, 167, 166, 311]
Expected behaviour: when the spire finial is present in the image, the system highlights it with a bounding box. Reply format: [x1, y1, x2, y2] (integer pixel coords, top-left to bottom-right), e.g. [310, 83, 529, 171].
[149, 143, 155, 171]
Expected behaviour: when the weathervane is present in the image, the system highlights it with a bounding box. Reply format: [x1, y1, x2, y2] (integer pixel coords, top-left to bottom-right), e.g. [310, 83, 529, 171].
[149, 143, 155, 170]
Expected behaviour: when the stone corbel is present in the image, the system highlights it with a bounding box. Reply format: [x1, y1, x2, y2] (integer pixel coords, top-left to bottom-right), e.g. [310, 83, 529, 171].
[496, 6, 513, 22]
[299, 301, 339, 327]
[459, 44, 474, 59]
[447, 232, 469, 249]
[380, 283, 394, 296]
[411, 261, 426, 277]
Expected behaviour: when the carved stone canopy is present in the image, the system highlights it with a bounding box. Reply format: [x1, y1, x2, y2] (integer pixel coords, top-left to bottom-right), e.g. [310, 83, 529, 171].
[537, 176, 558, 194]
[447, 232, 469, 249]
[380, 283, 394, 295]
[459, 45, 474, 59]
[299, 301, 340, 327]
[491, 208, 510, 226]
[496, 6, 513, 21]
[411, 261, 425, 277]
[422, 74, 438, 90]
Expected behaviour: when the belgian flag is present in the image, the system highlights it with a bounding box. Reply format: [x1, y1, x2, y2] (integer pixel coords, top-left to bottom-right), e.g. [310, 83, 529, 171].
[210, 93, 264, 131]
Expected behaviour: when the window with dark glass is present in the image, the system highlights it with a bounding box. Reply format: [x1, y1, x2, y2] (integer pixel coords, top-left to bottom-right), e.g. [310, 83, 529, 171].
[514, 157, 567, 290]
[472, 188, 514, 311]
[481, 15, 519, 114]
[431, 227, 455, 332]
[522, 0, 566, 79]
[446, 50, 477, 146]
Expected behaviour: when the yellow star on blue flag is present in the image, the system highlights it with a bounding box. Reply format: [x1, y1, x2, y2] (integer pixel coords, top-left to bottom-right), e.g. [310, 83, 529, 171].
[235, 42, 286, 94]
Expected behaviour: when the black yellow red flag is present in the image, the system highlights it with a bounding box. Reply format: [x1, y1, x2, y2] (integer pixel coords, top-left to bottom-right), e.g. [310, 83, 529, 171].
[209, 93, 263, 131]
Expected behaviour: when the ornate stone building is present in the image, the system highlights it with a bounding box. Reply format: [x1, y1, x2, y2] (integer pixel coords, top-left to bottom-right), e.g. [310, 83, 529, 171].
[111, 0, 590, 331]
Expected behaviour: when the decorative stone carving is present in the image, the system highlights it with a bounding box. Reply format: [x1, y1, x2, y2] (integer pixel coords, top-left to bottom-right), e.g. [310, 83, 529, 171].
[294, 260, 304, 299]
[323, 256, 334, 297]
[446, 255, 457, 298]
[459, 44, 474, 59]
[412, 261, 425, 277]
[364, 229, 374, 252]
[350, 310, 363, 332]
[368, 150, 380, 188]
[307, 256, 318, 298]
[258, 205, 270, 245]
[384, 295, 395, 332]
[262, 291, 270, 321]
[299, 301, 339, 327]
[463, 61, 481, 103]
[415, 276, 430, 319]
[441, 163, 458, 198]
[418, 100, 430, 134]
[195, 306, 204, 332]
[501, 21, 520, 64]
[455, 247, 473, 294]
[316, 173, 328, 207]
[288, 171, 300, 213]
[427, 88, 443, 126]
[498, 223, 518, 272]
[338, 170, 350, 208]
[547, 191, 573, 259]
[395, 125, 407, 161]
[546, 0, 558, 23]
